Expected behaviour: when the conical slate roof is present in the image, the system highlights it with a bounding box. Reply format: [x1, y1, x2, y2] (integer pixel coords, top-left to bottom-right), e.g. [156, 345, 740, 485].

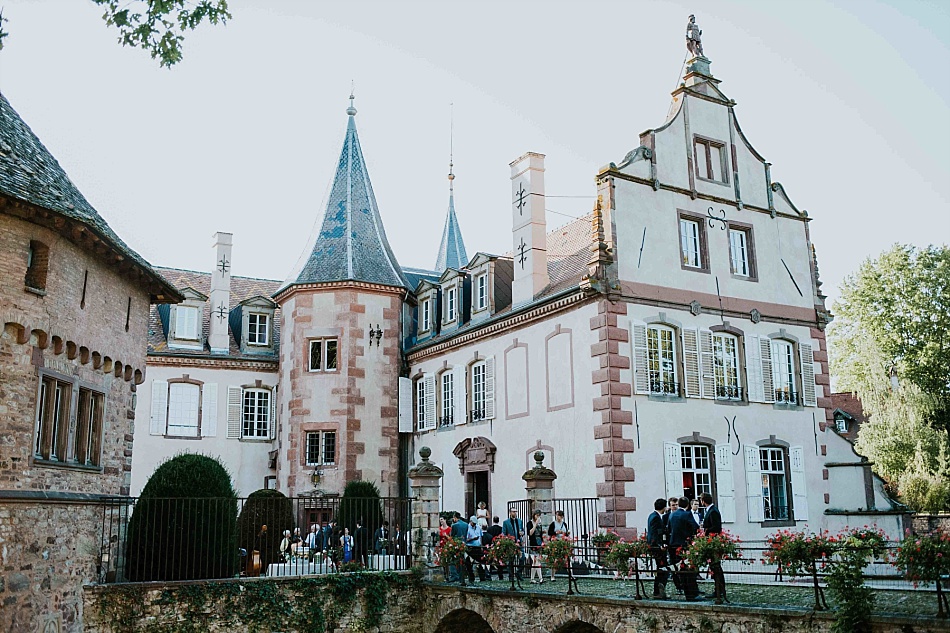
[293, 102, 408, 289]
[434, 185, 468, 272]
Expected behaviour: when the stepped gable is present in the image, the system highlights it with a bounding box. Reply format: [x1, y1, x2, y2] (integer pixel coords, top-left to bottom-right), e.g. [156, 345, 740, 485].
[291, 99, 408, 290]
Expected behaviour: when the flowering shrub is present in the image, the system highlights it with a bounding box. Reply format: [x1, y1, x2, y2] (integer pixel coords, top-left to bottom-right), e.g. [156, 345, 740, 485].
[592, 531, 621, 548]
[681, 530, 743, 570]
[541, 536, 574, 571]
[484, 534, 521, 566]
[839, 526, 890, 561]
[763, 529, 836, 576]
[893, 529, 950, 584]
[604, 535, 651, 575]
[436, 536, 468, 567]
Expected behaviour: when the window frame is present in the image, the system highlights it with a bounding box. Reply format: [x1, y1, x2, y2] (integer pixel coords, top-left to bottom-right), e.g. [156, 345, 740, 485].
[693, 135, 729, 185]
[835, 415, 849, 434]
[305, 430, 337, 466]
[760, 447, 791, 522]
[34, 371, 106, 470]
[647, 324, 679, 395]
[247, 312, 270, 346]
[677, 211, 709, 273]
[712, 332, 743, 401]
[475, 274, 488, 311]
[727, 222, 757, 281]
[771, 339, 799, 405]
[680, 443, 714, 501]
[439, 371, 454, 427]
[25, 240, 50, 292]
[166, 380, 202, 438]
[421, 298, 431, 332]
[174, 305, 200, 341]
[471, 361, 487, 421]
[445, 286, 457, 323]
[415, 378, 426, 430]
[308, 338, 339, 373]
[241, 388, 271, 439]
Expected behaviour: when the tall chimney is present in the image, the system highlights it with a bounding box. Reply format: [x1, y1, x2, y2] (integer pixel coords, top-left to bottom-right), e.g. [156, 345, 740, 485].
[510, 152, 549, 306]
[209, 232, 232, 354]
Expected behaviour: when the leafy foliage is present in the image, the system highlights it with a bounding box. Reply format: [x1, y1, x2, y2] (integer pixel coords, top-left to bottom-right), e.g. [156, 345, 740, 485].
[541, 536, 574, 571]
[680, 530, 744, 570]
[591, 530, 621, 548]
[336, 479, 383, 536]
[484, 534, 521, 566]
[826, 527, 890, 633]
[436, 536, 467, 567]
[603, 535, 650, 575]
[91, 0, 231, 68]
[893, 529, 950, 584]
[125, 453, 238, 581]
[763, 529, 836, 576]
[237, 489, 294, 570]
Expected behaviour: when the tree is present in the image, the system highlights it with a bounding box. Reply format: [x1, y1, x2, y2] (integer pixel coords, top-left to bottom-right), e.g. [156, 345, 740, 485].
[237, 489, 295, 570]
[829, 244, 950, 511]
[0, 1, 230, 67]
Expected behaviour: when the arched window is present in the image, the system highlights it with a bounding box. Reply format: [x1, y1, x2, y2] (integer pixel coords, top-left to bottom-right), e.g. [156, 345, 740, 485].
[771, 339, 797, 404]
[647, 325, 678, 394]
[712, 333, 741, 400]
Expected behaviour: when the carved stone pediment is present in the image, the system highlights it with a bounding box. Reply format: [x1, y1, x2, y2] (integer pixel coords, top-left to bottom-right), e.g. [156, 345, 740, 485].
[453, 436, 497, 474]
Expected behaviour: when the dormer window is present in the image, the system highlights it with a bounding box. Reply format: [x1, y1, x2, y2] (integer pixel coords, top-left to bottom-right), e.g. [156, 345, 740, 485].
[446, 287, 457, 322]
[475, 274, 488, 311]
[175, 306, 199, 340]
[421, 298, 431, 331]
[247, 313, 269, 346]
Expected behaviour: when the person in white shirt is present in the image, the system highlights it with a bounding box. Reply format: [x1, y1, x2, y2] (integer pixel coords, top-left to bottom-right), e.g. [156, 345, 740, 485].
[690, 499, 704, 527]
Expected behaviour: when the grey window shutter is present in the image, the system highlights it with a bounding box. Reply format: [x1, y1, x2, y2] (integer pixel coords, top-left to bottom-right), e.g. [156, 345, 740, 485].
[790, 446, 809, 520]
[631, 322, 650, 395]
[800, 344, 817, 407]
[453, 365, 467, 425]
[423, 374, 437, 430]
[398, 377, 413, 433]
[715, 444, 736, 523]
[682, 329, 701, 398]
[227, 386, 242, 439]
[269, 389, 277, 440]
[760, 337, 775, 404]
[744, 445, 764, 522]
[746, 335, 764, 402]
[201, 383, 217, 437]
[699, 329, 715, 399]
[149, 380, 168, 435]
[484, 357, 496, 420]
[664, 441, 683, 499]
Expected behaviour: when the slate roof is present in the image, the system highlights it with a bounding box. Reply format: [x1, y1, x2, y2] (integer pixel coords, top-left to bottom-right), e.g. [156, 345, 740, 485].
[0, 92, 180, 302]
[289, 106, 409, 290]
[148, 267, 281, 360]
[434, 187, 468, 272]
[403, 266, 441, 293]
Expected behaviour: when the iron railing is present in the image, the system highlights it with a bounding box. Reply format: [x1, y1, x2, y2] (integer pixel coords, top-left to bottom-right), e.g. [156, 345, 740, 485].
[774, 389, 799, 405]
[98, 495, 413, 583]
[715, 385, 744, 400]
[649, 380, 680, 396]
[438, 415, 454, 428]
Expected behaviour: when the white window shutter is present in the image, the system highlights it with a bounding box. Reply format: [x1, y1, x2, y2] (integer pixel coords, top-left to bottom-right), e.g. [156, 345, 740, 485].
[746, 335, 764, 403]
[682, 329, 701, 398]
[790, 446, 809, 521]
[699, 329, 715, 399]
[631, 322, 650, 395]
[149, 380, 168, 435]
[226, 386, 242, 439]
[201, 383, 218, 437]
[744, 445, 764, 522]
[759, 337, 775, 404]
[800, 344, 817, 407]
[664, 442, 683, 499]
[398, 377, 413, 433]
[715, 444, 736, 523]
[269, 389, 277, 440]
[484, 356, 496, 420]
[453, 365, 467, 425]
[423, 374, 437, 430]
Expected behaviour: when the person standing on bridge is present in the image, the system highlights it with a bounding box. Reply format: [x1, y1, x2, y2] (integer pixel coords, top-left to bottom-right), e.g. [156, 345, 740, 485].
[502, 507, 525, 581]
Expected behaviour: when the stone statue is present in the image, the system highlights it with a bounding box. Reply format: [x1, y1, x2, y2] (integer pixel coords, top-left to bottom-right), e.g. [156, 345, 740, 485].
[686, 14, 704, 58]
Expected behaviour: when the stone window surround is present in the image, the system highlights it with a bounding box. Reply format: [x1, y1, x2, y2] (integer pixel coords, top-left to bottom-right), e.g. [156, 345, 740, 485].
[307, 337, 340, 373]
[32, 367, 106, 472]
[710, 323, 749, 406]
[767, 329, 804, 409]
[467, 352, 486, 424]
[677, 210, 710, 274]
[301, 422, 339, 468]
[726, 220, 758, 282]
[676, 432, 719, 501]
[25, 239, 50, 295]
[754, 435, 796, 528]
[240, 385, 273, 440]
[643, 313, 686, 399]
[693, 134, 730, 186]
[442, 281, 459, 325]
[164, 375, 204, 439]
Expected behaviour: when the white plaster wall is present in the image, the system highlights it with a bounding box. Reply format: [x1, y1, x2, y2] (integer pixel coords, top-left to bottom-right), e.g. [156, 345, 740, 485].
[131, 364, 277, 497]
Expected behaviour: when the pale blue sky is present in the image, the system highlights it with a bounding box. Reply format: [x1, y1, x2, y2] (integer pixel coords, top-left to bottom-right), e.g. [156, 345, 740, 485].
[1, 0, 947, 304]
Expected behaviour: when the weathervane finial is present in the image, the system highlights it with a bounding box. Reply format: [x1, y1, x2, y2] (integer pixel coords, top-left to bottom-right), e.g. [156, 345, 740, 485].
[347, 81, 357, 116]
[448, 102, 455, 187]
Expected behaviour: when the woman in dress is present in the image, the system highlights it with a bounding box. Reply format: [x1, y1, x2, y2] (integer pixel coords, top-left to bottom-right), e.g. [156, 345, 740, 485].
[340, 527, 354, 563]
[527, 510, 545, 584]
[476, 501, 490, 529]
[547, 510, 570, 581]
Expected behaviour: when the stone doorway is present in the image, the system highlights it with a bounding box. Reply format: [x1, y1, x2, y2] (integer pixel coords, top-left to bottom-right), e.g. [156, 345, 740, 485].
[453, 437, 496, 521]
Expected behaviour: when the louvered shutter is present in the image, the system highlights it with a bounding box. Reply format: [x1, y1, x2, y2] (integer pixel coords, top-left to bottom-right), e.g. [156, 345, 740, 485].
[453, 365, 467, 425]
[759, 337, 775, 404]
[269, 389, 277, 440]
[682, 329, 701, 398]
[715, 444, 736, 523]
[745, 445, 764, 522]
[800, 344, 817, 407]
[226, 386, 242, 439]
[746, 335, 764, 403]
[149, 380, 167, 435]
[423, 374, 436, 430]
[631, 322, 650, 394]
[484, 356, 496, 420]
[201, 383, 218, 437]
[790, 446, 809, 521]
[398, 377, 413, 433]
[699, 329, 715, 399]
[664, 442, 683, 499]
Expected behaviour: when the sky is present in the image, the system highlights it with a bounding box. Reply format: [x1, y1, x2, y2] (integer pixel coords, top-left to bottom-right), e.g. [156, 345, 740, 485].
[0, 0, 948, 306]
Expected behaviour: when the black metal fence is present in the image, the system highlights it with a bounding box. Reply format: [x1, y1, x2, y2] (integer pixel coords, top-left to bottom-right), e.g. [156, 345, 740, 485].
[506, 497, 600, 541]
[97, 495, 413, 583]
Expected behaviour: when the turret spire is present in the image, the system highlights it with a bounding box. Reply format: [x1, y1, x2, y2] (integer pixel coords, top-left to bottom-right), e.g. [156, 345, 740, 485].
[434, 104, 468, 272]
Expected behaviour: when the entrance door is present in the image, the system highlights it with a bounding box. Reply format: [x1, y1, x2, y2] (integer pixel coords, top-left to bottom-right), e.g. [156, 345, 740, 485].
[465, 471, 490, 520]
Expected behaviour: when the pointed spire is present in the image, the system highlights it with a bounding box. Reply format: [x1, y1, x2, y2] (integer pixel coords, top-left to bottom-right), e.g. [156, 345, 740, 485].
[291, 96, 408, 289]
[434, 104, 468, 272]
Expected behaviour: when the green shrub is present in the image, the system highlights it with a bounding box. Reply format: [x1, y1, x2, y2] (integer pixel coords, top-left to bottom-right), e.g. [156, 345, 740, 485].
[336, 480, 383, 535]
[237, 489, 295, 569]
[125, 453, 237, 581]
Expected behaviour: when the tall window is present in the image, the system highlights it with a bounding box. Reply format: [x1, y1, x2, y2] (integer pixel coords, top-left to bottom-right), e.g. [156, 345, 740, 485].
[446, 287, 457, 322]
[35, 375, 71, 461]
[713, 333, 741, 400]
[306, 430, 336, 466]
[471, 361, 486, 421]
[74, 388, 104, 466]
[772, 340, 797, 404]
[416, 379, 426, 430]
[476, 275, 488, 311]
[309, 339, 339, 372]
[247, 313, 269, 345]
[694, 137, 727, 183]
[440, 372, 454, 427]
[680, 444, 713, 500]
[421, 299, 431, 331]
[679, 218, 702, 268]
[729, 228, 750, 276]
[25, 240, 50, 291]
[167, 382, 200, 436]
[242, 389, 271, 438]
[647, 325, 678, 394]
[175, 306, 199, 340]
[760, 448, 789, 520]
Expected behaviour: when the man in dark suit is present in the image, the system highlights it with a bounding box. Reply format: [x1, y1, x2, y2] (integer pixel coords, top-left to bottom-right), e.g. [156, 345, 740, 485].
[701, 492, 726, 602]
[447, 513, 467, 582]
[668, 497, 701, 601]
[354, 519, 368, 568]
[501, 508, 525, 580]
[646, 498, 669, 599]
[663, 497, 682, 594]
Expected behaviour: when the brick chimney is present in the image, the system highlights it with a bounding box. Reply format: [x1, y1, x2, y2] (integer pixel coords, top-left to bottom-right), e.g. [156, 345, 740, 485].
[510, 152, 549, 306]
[208, 232, 232, 354]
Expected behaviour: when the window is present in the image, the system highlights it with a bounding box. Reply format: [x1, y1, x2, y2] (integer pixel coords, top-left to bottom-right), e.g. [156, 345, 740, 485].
[446, 287, 457, 322]
[440, 372, 454, 427]
[74, 388, 104, 466]
[306, 430, 337, 466]
[712, 333, 742, 400]
[694, 137, 727, 183]
[421, 299, 431, 332]
[728, 228, 749, 276]
[760, 448, 789, 520]
[475, 275, 488, 311]
[415, 379, 426, 430]
[242, 389, 271, 438]
[772, 340, 797, 404]
[167, 382, 200, 436]
[471, 361, 486, 421]
[679, 217, 704, 269]
[309, 339, 339, 372]
[647, 325, 678, 394]
[835, 416, 849, 434]
[680, 444, 713, 500]
[175, 306, 200, 340]
[247, 313, 269, 345]
[25, 240, 49, 291]
[35, 375, 72, 461]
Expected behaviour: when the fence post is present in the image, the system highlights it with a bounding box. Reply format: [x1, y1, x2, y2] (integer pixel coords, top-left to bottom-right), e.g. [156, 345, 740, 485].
[522, 451, 557, 525]
[408, 446, 444, 568]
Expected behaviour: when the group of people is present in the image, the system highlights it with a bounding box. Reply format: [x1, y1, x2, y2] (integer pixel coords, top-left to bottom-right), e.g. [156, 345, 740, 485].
[646, 492, 724, 601]
[278, 519, 410, 569]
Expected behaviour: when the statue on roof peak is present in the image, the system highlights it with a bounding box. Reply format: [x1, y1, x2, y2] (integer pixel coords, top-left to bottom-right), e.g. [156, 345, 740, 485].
[686, 14, 704, 58]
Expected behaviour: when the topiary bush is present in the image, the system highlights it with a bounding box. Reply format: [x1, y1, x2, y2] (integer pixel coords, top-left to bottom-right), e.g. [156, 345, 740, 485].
[336, 480, 383, 536]
[237, 489, 295, 570]
[125, 453, 238, 581]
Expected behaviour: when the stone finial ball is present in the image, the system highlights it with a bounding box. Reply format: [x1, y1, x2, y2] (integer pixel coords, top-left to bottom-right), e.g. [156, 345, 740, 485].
[534, 451, 545, 465]
[419, 446, 432, 460]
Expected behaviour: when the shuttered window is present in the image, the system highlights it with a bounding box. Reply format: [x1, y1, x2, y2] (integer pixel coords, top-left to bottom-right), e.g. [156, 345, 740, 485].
[167, 383, 200, 437]
[772, 340, 797, 404]
[712, 333, 741, 400]
[647, 325, 678, 394]
[471, 361, 487, 421]
[440, 372, 454, 427]
[242, 389, 271, 439]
